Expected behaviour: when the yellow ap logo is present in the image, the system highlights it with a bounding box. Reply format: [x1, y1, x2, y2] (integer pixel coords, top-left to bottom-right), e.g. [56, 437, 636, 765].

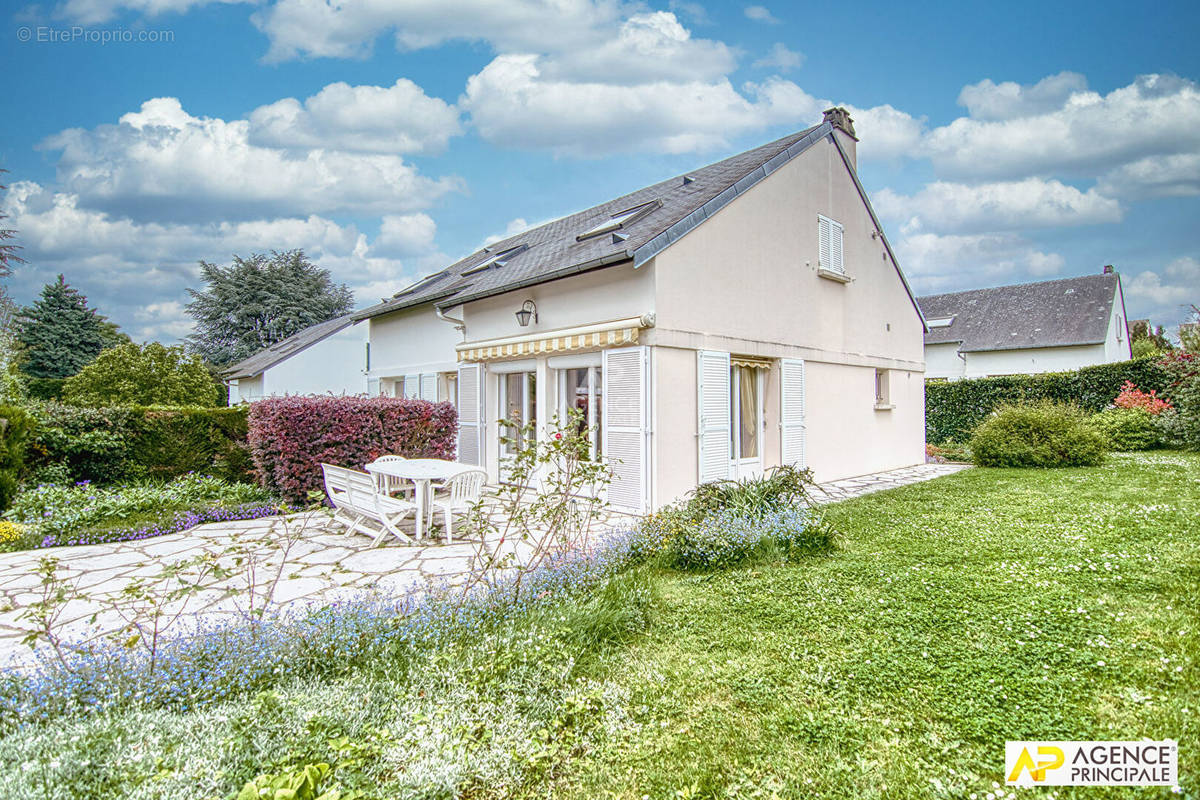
[1008, 745, 1065, 782]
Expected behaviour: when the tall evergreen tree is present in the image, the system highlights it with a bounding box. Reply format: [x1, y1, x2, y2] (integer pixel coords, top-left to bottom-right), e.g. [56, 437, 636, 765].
[185, 249, 354, 367]
[16, 275, 110, 379]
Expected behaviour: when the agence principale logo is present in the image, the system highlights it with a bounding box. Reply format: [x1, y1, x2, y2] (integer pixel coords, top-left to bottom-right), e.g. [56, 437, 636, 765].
[1005, 740, 1178, 787]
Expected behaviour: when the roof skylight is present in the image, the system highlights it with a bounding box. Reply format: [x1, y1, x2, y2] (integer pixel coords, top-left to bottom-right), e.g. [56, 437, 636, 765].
[461, 244, 529, 276]
[393, 271, 448, 297]
[576, 200, 660, 241]
[926, 316, 955, 328]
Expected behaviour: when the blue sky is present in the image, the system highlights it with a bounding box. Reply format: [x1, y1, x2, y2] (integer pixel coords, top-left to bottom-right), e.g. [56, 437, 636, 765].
[3, 0, 1198, 342]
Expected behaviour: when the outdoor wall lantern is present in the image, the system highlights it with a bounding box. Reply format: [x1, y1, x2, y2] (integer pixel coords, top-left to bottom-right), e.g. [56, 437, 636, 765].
[515, 299, 538, 327]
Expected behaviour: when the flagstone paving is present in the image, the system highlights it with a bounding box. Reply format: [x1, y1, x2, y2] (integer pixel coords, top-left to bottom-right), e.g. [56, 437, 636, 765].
[0, 462, 968, 669]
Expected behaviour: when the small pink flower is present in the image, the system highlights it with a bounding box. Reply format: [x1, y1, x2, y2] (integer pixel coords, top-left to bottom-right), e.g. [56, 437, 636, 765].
[554, 433, 562, 440]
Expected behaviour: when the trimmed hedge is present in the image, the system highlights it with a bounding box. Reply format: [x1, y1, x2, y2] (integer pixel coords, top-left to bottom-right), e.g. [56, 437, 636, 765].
[25, 404, 252, 485]
[0, 406, 32, 511]
[248, 395, 458, 503]
[926, 357, 1171, 444]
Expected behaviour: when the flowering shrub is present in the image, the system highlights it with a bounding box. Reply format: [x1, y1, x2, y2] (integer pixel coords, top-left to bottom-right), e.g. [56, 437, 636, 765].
[4, 473, 279, 549]
[1113, 380, 1172, 415]
[0, 521, 24, 545]
[635, 507, 832, 571]
[248, 395, 457, 503]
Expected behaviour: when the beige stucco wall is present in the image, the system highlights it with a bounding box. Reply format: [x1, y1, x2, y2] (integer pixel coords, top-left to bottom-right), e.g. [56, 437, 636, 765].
[646, 133, 926, 495]
[460, 261, 656, 343]
[961, 343, 1111, 378]
[651, 135, 924, 366]
[802, 361, 925, 483]
[367, 304, 462, 380]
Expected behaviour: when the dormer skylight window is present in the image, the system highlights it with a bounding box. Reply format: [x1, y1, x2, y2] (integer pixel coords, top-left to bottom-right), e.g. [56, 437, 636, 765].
[392, 271, 450, 298]
[461, 244, 529, 276]
[926, 316, 955, 328]
[576, 200, 660, 241]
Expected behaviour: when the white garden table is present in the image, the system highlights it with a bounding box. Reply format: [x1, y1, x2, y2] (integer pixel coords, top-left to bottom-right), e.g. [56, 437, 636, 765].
[365, 458, 471, 540]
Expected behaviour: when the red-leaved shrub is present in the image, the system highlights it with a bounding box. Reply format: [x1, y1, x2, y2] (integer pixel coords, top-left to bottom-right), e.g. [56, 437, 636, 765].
[1113, 380, 1172, 415]
[247, 395, 458, 502]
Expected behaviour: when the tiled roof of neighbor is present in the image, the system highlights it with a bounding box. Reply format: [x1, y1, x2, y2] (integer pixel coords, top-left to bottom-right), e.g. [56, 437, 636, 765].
[222, 312, 358, 379]
[917, 274, 1120, 352]
[353, 122, 843, 321]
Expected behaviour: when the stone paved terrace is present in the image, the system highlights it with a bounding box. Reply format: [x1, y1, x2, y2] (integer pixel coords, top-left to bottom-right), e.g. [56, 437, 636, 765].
[0, 462, 968, 669]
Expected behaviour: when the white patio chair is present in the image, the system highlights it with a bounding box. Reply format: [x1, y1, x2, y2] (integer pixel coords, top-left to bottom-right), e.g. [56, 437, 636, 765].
[322, 463, 364, 537]
[369, 455, 416, 499]
[428, 468, 487, 544]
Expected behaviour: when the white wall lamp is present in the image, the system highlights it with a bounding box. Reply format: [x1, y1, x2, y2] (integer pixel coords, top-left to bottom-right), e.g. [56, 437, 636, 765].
[515, 299, 538, 327]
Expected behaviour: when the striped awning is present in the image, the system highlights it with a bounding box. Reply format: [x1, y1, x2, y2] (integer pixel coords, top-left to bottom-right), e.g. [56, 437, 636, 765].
[731, 355, 773, 370]
[456, 314, 653, 362]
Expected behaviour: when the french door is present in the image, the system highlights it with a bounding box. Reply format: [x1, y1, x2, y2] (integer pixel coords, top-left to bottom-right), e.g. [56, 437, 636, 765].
[498, 371, 536, 481]
[730, 365, 764, 480]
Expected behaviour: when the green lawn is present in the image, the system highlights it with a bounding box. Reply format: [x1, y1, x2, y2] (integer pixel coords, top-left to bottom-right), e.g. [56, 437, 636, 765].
[2, 452, 1195, 799]
[562, 452, 1199, 798]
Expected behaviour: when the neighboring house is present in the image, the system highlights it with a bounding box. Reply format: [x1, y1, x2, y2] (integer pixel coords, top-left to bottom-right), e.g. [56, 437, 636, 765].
[224, 313, 368, 403]
[354, 108, 927, 513]
[918, 271, 1131, 381]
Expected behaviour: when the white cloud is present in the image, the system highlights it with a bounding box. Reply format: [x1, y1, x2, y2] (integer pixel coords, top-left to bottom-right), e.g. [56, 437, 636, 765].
[874, 179, 1122, 234]
[461, 55, 822, 156]
[844, 103, 925, 160]
[1096, 152, 1200, 199]
[253, 0, 623, 62]
[957, 71, 1089, 120]
[248, 79, 462, 154]
[542, 11, 736, 84]
[924, 74, 1200, 181]
[2, 181, 441, 342]
[753, 43, 803, 72]
[375, 213, 438, 258]
[53, 0, 249, 25]
[894, 230, 1065, 292]
[40, 97, 461, 222]
[1124, 257, 1200, 307]
[743, 5, 778, 24]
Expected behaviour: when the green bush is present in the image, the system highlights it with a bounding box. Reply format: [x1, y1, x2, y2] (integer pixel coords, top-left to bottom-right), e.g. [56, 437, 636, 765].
[62, 342, 220, 407]
[1157, 352, 1200, 450]
[1087, 408, 1163, 451]
[0, 406, 32, 511]
[926, 357, 1171, 444]
[25, 403, 252, 485]
[970, 402, 1107, 468]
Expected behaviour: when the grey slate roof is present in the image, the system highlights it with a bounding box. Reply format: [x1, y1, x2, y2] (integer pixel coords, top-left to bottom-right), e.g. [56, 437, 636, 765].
[222, 312, 358, 380]
[917, 274, 1120, 353]
[352, 123, 837, 321]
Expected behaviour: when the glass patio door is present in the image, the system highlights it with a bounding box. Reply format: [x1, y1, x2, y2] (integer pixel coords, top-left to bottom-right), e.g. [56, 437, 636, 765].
[498, 371, 536, 481]
[730, 365, 763, 480]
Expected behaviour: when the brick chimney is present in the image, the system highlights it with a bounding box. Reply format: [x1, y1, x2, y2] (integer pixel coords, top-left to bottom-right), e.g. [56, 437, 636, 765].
[823, 106, 858, 169]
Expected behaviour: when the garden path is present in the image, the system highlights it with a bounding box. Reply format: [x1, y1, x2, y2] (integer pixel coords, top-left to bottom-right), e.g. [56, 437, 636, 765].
[0, 462, 967, 669]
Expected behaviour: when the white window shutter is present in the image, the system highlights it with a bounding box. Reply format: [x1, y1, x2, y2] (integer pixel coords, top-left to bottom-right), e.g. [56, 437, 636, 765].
[818, 216, 831, 270]
[603, 346, 649, 514]
[420, 373, 437, 401]
[830, 219, 844, 274]
[456, 364, 484, 466]
[697, 350, 731, 484]
[367, 377, 381, 396]
[780, 358, 806, 468]
[403, 373, 420, 399]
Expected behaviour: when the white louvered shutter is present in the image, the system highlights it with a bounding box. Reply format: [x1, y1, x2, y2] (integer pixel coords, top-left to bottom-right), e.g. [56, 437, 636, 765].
[603, 346, 649, 514]
[830, 219, 844, 274]
[818, 216, 831, 271]
[456, 364, 484, 466]
[403, 373, 420, 399]
[367, 377, 380, 396]
[420, 373, 437, 401]
[780, 358, 806, 468]
[697, 350, 731, 484]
